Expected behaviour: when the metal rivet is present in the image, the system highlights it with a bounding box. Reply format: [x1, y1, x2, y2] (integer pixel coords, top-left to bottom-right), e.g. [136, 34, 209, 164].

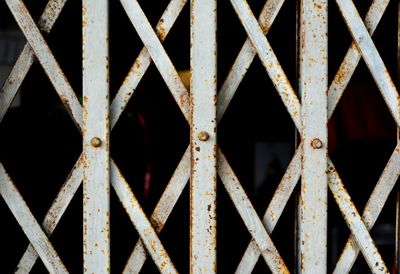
[198, 131, 209, 142]
[311, 138, 323, 149]
[91, 137, 102, 148]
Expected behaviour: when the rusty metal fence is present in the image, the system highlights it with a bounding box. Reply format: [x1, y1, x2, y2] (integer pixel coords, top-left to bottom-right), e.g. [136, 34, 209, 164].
[0, 0, 400, 273]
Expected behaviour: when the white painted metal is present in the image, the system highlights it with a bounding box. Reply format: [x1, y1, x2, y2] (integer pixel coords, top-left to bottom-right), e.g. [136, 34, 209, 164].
[110, 0, 188, 128]
[110, 160, 178, 273]
[82, 0, 110, 272]
[119, 0, 190, 122]
[5, 0, 82, 130]
[16, 156, 84, 273]
[327, 0, 390, 117]
[236, 146, 302, 273]
[190, 0, 217, 272]
[327, 160, 389, 273]
[0, 164, 68, 273]
[298, 1, 328, 273]
[0, 0, 67, 122]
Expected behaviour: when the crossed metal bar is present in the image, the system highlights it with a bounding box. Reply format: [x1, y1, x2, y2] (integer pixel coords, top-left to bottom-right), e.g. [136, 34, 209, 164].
[1, 0, 399, 273]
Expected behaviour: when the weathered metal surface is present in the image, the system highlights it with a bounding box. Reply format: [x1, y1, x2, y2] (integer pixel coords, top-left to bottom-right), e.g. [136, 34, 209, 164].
[218, 149, 289, 273]
[5, 0, 83, 130]
[16, 156, 83, 273]
[119, 0, 190, 122]
[0, 164, 68, 273]
[190, 0, 218, 272]
[328, 0, 390, 117]
[332, 144, 400, 273]
[217, 0, 285, 122]
[229, 0, 301, 130]
[82, 0, 110, 272]
[236, 146, 302, 273]
[123, 147, 190, 273]
[298, 1, 328, 273]
[0, 0, 67, 122]
[110, 160, 178, 273]
[336, 0, 400, 128]
[110, 0, 187, 128]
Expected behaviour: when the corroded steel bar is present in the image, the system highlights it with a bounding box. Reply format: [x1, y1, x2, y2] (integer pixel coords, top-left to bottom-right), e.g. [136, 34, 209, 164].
[123, 147, 190, 273]
[4, 0, 82, 130]
[217, 0, 285, 122]
[119, 0, 190, 122]
[0, 0, 68, 122]
[229, 0, 301, 131]
[110, 161, 178, 273]
[328, 160, 389, 273]
[110, 0, 187, 128]
[327, 0, 390, 117]
[236, 146, 302, 273]
[0, 164, 68, 273]
[190, 0, 218, 272]
[333, 144, 400, 273]
[298, 0, 328, 272]
[336, 0, 400, 128]
[82, 0, 110, 271]
[16, 156, 84, 273]
[218, 149, 289, 273]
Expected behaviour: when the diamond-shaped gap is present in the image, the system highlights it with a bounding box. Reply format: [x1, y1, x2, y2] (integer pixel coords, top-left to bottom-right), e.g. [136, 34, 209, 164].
[369, 0, 398, 89]
[216, 175, 253, 273]
[46, 0, 83, 100]
[109, 0, 143, 100]
[328, 65, 397, 273]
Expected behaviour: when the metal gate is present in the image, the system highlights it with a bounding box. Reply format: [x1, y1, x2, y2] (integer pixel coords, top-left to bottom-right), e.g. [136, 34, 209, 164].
[0, 0, 399, 273]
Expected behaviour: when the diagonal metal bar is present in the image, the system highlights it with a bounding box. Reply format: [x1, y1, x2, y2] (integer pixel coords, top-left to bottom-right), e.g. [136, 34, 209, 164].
[336, 0, 400, 128]
[327, 0, 390, 117]
[111, 0, 187, 128]
[333, 144, 400, 273]
[16, 156, 83, 273]
[217, 0, 285, 122]
[5, 0, 83, 130]
[119, 0, 190, 121]
[218, 149, 289, 273]
[327, 159, 389, 273]
[236, 146, 302, 273]
[110, 160, 178, 274]
[123, 147, 190, 273]
[229, 0, 301, 131]
[0, 164, 68, 273]
[0, 0, 68, 123]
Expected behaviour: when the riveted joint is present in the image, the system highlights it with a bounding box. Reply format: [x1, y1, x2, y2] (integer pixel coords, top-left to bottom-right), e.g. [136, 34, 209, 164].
[198, 131, 209, 142]
[311, 138, 323, 149]
[91, 137, 102, 148]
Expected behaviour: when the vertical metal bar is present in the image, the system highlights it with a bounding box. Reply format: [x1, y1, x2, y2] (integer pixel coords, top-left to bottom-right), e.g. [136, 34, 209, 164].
[82, 0, 110, 272]
[190, 0, 217, 272]
[298, 0, 328, 272]
[396, 3, 400, 272]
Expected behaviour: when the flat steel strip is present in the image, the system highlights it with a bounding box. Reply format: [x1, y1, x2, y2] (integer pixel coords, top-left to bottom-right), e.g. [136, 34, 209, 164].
[0, 164, 68, 273]
[336, 0, 400, 128]
[333, 144, 400, 273]
[123, 147, 190, 273]
[190, 0, 218, 272]
[218, 149, 289, 273]
[217, 0, 285, 122]
[327, 0, 390, 117]
[111, 0, 188, 128]
[111, 161, 178, 274]
[82, 0, 110, 271]
[5, 0, 83, 130]
[328, 160, 389, 273]
[119, 0, 190, 122]
[0, 0, 68, 122]
[15, 156, 83, 273]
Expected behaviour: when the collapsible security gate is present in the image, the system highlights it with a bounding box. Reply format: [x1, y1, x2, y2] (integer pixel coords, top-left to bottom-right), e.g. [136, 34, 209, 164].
[1, 0, 400, 273]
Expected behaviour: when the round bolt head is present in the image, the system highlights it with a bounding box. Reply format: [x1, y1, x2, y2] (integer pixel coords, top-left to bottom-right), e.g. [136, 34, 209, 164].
[198, 131, 209, 142]
[91, 137, 102, 148]
[311, 138, 323, 149]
